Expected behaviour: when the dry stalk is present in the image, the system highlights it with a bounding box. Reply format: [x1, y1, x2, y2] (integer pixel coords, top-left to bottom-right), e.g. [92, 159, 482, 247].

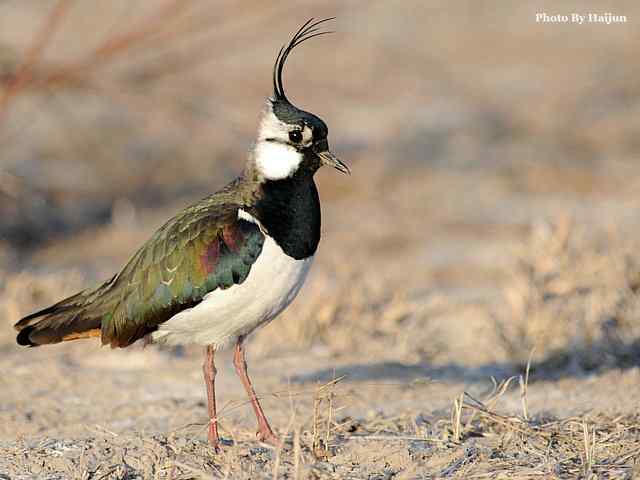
[460, 387, 551, 441]
[311, 385, 321, 456]
[271, 446, 282, 480]
[309, 375, 343, 459]
[451, 392, 464, 442]
[292, 426, 301, 480]
[582, 422, 596, 477]
[520, 347, 535, 421]
[464, 376, 517, 432]
[325, 387, 333, 451]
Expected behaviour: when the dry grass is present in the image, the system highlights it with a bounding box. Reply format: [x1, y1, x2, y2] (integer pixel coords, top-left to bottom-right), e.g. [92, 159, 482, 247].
[493, 217, 640, 374]
[436, 392, 640, 478]
[2, 408, 639, 478]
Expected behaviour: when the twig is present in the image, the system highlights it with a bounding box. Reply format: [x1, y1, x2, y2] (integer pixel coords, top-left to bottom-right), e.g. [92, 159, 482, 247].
[0, 0, 75, 125]
[345, 435, 445, 443]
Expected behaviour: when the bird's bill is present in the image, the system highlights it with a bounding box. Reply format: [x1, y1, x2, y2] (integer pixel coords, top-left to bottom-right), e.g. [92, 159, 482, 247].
[316, 149, 351, 175]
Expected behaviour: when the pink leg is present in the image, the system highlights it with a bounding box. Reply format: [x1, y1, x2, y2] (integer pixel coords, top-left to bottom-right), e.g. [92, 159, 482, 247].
[233, 337, 279, 445]
[202, 345, 221, 452]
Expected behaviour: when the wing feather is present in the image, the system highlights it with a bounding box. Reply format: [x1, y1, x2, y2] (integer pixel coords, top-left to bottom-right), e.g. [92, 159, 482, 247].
[100, 198, 264, 347]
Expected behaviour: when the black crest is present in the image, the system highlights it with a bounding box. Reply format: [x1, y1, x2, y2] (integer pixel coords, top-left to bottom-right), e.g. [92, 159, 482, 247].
[272, 18, 334, 103]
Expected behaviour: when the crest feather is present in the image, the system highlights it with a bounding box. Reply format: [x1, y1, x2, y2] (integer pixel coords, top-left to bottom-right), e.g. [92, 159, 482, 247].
[272, 18, 335, 102]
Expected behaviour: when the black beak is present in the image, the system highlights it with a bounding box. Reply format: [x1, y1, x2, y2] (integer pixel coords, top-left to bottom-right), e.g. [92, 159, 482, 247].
[314, 141, 350, 175]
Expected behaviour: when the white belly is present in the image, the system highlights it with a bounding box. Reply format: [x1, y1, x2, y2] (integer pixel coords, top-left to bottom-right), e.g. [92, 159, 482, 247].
[151, 236, 313, 347]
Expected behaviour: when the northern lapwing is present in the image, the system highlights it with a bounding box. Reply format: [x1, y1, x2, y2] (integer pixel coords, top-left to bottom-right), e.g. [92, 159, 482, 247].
[14, 18, 349, 451]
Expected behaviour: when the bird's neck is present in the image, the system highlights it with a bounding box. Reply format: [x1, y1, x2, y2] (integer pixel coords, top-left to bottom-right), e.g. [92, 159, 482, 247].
[249, 172, 321, 260]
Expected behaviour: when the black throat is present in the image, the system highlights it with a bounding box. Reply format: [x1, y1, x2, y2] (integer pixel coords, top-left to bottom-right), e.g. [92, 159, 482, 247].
[250, 172, 321, 260]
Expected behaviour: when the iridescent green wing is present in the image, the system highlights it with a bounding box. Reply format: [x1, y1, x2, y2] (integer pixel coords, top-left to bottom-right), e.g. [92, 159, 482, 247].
[99, 197, 264, 347]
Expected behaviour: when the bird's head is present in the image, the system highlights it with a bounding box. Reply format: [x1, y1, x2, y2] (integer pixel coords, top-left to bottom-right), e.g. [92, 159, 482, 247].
[253, 18, 350, 181]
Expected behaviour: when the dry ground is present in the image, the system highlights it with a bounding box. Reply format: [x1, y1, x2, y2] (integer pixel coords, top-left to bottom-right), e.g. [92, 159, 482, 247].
[1, 1, 640, 478]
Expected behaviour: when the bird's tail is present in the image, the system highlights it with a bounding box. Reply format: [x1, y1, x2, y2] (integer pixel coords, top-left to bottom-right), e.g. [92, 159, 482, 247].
[13, 279, 114, 346]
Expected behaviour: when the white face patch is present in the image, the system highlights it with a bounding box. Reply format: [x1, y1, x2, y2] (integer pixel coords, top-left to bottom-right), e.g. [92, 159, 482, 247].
[253, 101, 312, 181]
[255, 142, 303, 180]
[254, 141, 303, 181]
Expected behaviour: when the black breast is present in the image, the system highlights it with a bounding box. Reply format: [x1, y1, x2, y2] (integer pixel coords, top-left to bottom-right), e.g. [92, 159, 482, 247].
[251, 174, 321, 260]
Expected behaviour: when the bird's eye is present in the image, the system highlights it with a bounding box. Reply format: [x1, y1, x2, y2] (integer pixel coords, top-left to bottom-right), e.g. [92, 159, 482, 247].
[288, 130, 302, 143]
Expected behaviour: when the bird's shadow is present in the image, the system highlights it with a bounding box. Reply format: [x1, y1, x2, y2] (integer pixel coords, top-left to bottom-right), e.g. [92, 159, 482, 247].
[291, 360, 511, 384]
[290, 338, 640, 385]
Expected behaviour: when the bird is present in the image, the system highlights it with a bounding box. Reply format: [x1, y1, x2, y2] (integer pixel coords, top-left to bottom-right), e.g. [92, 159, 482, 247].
[13, 18, 349, 452]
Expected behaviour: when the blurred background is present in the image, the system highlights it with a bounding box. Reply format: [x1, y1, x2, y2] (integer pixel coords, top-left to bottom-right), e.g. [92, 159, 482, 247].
[2, 1, 640, 475]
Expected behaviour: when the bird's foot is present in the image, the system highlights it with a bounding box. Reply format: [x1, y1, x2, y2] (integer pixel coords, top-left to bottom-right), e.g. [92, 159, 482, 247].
[207, 421, 221, 453]
[256, 427, 280, 447]
[208, 439, 221, 453]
